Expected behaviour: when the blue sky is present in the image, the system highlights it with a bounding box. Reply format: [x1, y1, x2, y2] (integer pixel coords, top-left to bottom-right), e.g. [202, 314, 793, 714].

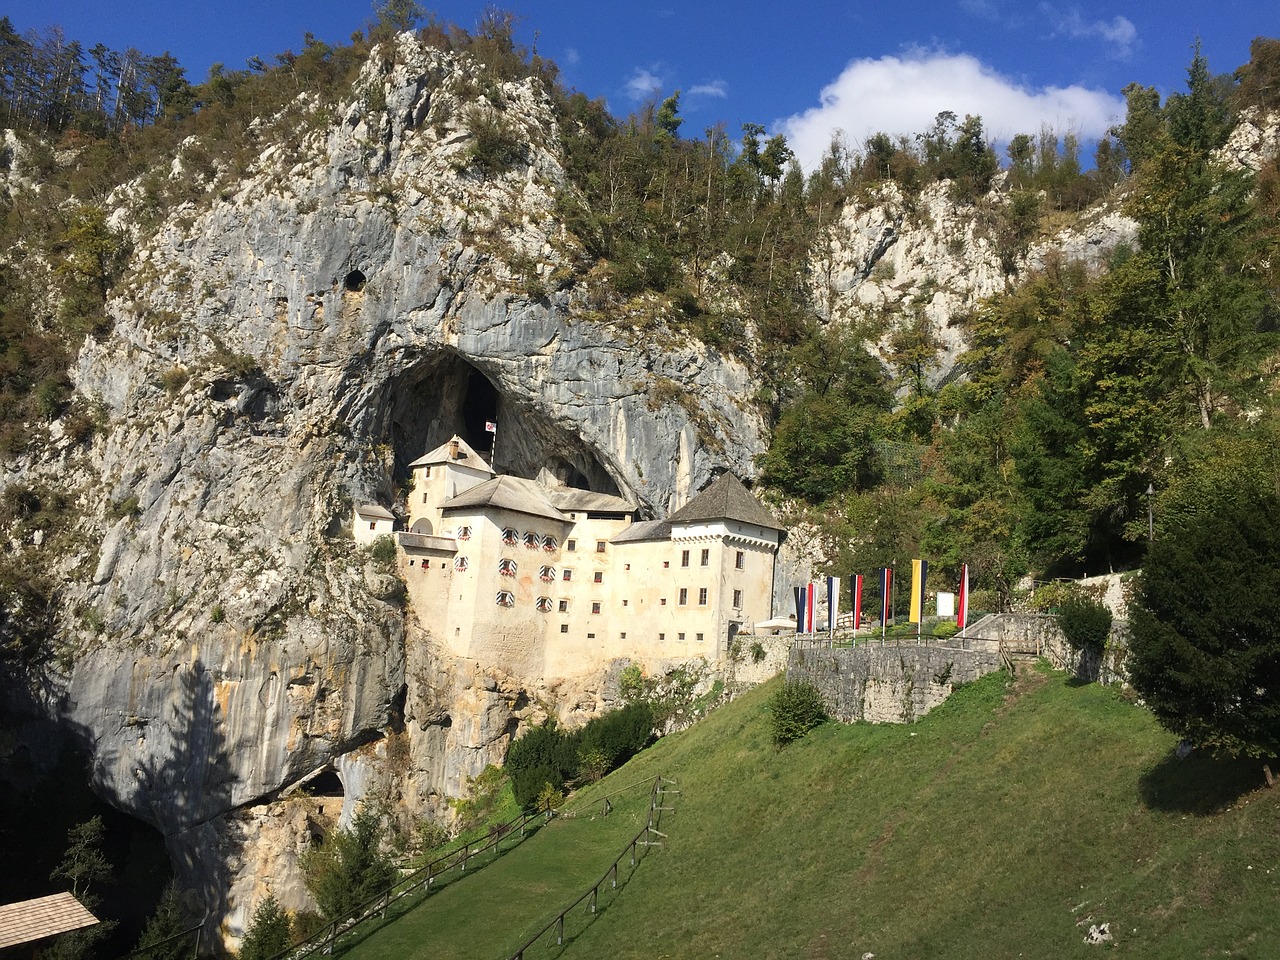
[7, 1, 1273, 170]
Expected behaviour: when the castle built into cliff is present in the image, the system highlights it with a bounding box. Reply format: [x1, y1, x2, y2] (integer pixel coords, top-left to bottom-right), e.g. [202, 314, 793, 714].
[355, 436, 784, 678]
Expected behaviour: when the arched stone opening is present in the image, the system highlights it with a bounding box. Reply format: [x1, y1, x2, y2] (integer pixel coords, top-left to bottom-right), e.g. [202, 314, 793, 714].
[300, 768, 344, 797]
[411, 518, 433, 534]
[380, 350, 624, 499]
[343, 269, 367, 292]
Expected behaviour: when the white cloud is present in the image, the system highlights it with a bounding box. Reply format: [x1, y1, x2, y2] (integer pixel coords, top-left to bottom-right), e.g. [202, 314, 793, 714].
[563, 47, 581, 67]
[1041, 4, 1137, 58]
[688, 81, 728, 99]
[960, 0, 1001, 21]
[626, 67, 664, 101]
[777, 50, 1126, 172]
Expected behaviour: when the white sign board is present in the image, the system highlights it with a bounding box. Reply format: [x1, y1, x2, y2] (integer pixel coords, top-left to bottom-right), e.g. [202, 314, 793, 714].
[936, 591, 955, 617]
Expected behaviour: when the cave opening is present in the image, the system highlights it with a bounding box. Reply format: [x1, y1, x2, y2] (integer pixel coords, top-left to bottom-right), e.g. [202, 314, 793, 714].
[300, 768, 344, 798]
[344, 269, 367, 292]
[382, 351, 622, 498]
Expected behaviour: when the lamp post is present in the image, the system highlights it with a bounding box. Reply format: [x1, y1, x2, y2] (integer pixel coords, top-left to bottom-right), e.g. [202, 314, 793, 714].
[1146, 483, 1155, 542]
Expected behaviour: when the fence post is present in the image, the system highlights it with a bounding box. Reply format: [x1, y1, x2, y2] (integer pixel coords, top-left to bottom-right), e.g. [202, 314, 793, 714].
[590, 886, 597, 914]
[323, 919, 336, 955]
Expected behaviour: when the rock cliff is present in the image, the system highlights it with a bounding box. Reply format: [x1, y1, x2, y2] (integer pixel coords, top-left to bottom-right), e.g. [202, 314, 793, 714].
[5, 34, 766, 942]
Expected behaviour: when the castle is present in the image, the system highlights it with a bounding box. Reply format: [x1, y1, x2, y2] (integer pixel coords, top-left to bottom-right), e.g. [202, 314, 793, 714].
[354, 436, 786, 678]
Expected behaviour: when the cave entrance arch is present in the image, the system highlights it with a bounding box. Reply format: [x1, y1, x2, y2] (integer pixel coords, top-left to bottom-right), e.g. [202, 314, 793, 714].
[382, 351, 623, 498]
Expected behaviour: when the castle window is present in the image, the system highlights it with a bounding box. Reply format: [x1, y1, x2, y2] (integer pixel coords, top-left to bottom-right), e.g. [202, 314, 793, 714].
[567, 539, 576, 551]
[536, 597, 553, 612]
[456, 525, 472, 541]
[587, 632, 595, 639]
[660, 598, 667, 606]
[700, 548, 710, 566]
[663, 561, 669, 568]
[593, 571, 603, 584]
[678, 588, 687, 606]
[524, 532, 541, 550]
[735, 550, 745, 569]
[696, 632, 704, 643]
[591, 602, 601, 614]
[454, 556, 469, 572]
[543, 535, 558, 552]
[620, 631, 627, 639]
[423, 492, 429, 503]
[733, 589, 742, 607]
[563, 569, 573, 581]
[698, 587, 708, 605]
[424, 466, 432, 478]
[369, 521, 376, 530]
[596, 540, 606, 553]
[495, 590, 515, 607]
[622, 599, 628, 606]
[498, 558, 517, 577]
[539, 565, 556, 582]
[659, 632, 665, 641]
[501, 527, 518, 545]
[678, 632, 686, 641]
[560, 623, 569, 633]
[558, 599, 568, 612]
[681, 549, 689, 567]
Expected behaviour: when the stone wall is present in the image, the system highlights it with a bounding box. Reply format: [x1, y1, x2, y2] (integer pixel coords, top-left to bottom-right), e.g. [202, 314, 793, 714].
[786, 643, 1003, 724]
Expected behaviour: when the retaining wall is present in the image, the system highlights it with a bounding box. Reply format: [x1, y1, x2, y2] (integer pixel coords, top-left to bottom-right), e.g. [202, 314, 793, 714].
[786, 643, 1004, 724]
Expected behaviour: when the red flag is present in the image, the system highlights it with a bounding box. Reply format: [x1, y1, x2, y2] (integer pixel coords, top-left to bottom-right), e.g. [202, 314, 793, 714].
[958, 563, 969, 632]
[853, 574, 864, 630]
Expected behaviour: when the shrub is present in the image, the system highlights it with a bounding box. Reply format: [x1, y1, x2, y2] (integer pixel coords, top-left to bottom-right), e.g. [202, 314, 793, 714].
[369, 535, 397, 566]
[750, 641, 766, 664]
[1057, 593, 1112, 655]
[239, 895, 291, 960]
[300, 807, 397, 921]
[768, 680, 827, 747]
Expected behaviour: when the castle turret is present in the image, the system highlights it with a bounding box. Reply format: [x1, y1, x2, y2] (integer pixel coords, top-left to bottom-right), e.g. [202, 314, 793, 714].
[406, 435, 494, 536]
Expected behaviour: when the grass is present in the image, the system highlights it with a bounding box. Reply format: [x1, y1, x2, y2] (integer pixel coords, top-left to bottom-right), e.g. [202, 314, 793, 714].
[340, 666, 1280, 959]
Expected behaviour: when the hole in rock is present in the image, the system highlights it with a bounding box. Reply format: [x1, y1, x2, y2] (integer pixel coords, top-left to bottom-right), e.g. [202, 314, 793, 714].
[301, 768, 344, 797]
[344, 269, 367, 292]
[381, 351, 623, 499]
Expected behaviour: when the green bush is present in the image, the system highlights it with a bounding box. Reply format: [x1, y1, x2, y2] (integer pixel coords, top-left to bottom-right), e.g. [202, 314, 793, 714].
[1057, 593, 1112, 655]
[768, 680, 828, 747]
[369, 535, 397, 566]
[300, 807, 397, 921]
[239, 895, 291, 960]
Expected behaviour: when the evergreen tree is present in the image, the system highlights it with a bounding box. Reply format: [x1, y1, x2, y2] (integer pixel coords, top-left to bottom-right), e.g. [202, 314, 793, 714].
[238, 896, 292, 960]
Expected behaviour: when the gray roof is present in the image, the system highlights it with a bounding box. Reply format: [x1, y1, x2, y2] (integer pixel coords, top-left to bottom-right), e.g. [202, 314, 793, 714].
[667, 473, 780, 530]
[355, 503, 395, 520]
[610, 518, 672, 544]
[408, 435, 494, 473]
[441, 475, 568, 523]
[396, 532, 458, 552]
[546, 487, 635, 514]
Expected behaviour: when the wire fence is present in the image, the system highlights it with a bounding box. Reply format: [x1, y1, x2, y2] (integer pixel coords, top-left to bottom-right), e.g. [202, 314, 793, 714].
[506, 775, 675, 960]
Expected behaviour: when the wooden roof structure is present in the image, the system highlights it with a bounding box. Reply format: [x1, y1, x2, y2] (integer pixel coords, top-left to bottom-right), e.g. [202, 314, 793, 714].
[0, 893, 99, 950]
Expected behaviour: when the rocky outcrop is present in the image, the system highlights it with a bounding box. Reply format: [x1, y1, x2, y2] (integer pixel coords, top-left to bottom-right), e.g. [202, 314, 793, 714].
[2, 34, 767, 943]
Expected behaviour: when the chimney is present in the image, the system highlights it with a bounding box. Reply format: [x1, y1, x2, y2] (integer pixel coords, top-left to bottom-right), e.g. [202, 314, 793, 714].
[449, 438, 460, 460]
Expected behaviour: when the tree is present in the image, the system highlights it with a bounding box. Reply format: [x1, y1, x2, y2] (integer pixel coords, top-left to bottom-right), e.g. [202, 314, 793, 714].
[134, 884, 196, 960]
[300, 807, 397, 921]
[238, 895, 292, 960]
[1127, 425, 1280, 759]
[46, 817, 117, 960]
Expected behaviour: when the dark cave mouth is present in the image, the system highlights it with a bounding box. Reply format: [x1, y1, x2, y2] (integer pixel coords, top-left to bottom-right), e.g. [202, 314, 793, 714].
[382, 351, 622, 498]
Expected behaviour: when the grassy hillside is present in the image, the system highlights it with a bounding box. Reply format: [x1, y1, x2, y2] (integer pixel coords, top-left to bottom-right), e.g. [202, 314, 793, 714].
[343, 669, 1279, 959]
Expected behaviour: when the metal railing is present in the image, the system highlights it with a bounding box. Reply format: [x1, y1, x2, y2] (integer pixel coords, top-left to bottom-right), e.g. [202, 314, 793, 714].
[507, 775, 674, 960]
[268, 807, 546, 960]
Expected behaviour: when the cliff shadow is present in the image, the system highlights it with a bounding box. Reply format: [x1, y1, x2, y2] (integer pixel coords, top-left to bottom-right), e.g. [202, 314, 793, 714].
[1138, 749, 1274, 815]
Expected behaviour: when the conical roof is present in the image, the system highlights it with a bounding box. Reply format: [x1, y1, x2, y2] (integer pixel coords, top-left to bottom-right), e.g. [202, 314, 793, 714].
[667, 473, 780, 530]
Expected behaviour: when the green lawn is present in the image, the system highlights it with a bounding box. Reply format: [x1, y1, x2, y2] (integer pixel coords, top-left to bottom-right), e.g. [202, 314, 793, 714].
[342, 667, 1280, 960]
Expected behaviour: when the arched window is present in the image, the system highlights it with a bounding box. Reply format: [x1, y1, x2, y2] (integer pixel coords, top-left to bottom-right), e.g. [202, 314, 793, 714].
[498, 558, 518, 577]
[453, 556, 469, 572]
[542, 535, 558, 552]
[539, 565, 556, 582]
[501, 527, 519, 546]
[495, 590, 515, 607]
[524, 532, 541, 550]
[456, 525, 472, 541]
[535, 596, 553, 612]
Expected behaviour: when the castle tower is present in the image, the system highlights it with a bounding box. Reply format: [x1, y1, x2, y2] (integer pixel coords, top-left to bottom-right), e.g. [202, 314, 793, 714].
[406, 435, 494, 536]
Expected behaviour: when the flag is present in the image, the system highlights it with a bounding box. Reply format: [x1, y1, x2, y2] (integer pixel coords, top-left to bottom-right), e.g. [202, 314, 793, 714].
[880, 567, 892, 624]
[485, 421, 497, 433]
[909, 559, 929, 624]
[958, 563, 969, 633]
[794, 585, 807, 634]
[805, 583, 816, 633]
[826, 576, 840, 634]
[853, 574, 864, 630]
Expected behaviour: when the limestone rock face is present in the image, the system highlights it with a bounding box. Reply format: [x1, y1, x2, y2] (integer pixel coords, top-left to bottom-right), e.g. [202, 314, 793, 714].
[8, 34, 764, 941]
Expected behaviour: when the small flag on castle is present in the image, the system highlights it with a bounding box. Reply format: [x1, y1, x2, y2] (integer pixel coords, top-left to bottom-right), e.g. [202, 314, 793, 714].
[485, 421, 497, 433]
[958, 563, 969, 636]
[852, 574, 864, 632]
